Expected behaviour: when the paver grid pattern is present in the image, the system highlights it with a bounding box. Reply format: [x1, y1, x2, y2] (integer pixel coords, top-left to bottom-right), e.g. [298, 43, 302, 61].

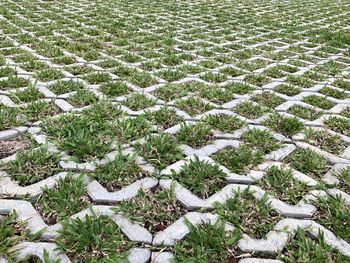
[0, 0, 350, 262]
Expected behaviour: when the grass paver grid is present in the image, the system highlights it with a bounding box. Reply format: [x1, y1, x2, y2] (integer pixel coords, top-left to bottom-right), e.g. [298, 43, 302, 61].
[1, 0, 350, 262]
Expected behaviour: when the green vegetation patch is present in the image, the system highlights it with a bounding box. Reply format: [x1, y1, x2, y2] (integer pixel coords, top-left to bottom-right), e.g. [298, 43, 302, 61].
[332, 167, 350, 194]
[0, 104, 25, 131]
[203, 114, 245, 133]
[233, 101, 270, 119]
[252, 92, 285, 109]
[312, 194, 350, 243]
[260, 166, 312, 205]
[56, 214, 131, 262]
[0, 212, 32, 261]
[114, 187, 187, 234]
[214, 188, 281, 239]
[42, 113, 113, 162]
[212, 145, 263, 175]
[324, 116, 350, 137]
[34, 174, 88, 224]
[278, 228, 350, 263]
[242, 128, 282, 154]
[171, 156, 227, 198]
[175, 96, 214, 117]
[173, 220, 242, 263]
[288, 105, 322, 120]
[144, 107, 183, 130]
[1, 145, 63, 186]
[90, 150, 149, 192]
[305, 128, 346, 155]
[287, 148, 329, 179]
[177, 122, 213, 148]
[263, 114, 304, 137]
[302, 95, 335, 110]
[135, 134, 184, 170]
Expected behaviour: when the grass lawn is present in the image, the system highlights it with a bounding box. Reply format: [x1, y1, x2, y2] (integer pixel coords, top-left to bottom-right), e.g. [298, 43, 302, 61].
[0, 0, 350, 262]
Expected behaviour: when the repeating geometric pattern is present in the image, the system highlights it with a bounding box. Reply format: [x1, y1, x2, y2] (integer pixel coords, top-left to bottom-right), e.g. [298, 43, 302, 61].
[1, 0, 350, 262]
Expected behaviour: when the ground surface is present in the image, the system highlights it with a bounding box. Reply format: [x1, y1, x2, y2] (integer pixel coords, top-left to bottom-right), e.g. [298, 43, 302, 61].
[0, 0, 350, 262]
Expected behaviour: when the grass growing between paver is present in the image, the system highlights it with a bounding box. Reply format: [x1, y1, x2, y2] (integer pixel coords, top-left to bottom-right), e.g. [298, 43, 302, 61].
[10, 84, 44, 104]
[42, 114, 114, 162]
[34, 174, 88, 224]
[0, 76, 29, 91]
[212, 145, 263, 175]
[324, 116, 350, 137]
[203, 114, 246, 133]
[287, 148, 329, 179]
[154, 84, 188, 102]
[41, 102, 128, 162]
[0, 210, 44, 261]
[288, 105, 322, 121]
[198, 86, 234, 105]
[311, 194, 350, 243]
[35, 68, 64, 82]
[56, 214, 132, 262]
[252, 92, 285, 109]
[173, 221, 242, 262]
[175, 96, 214, 117]
[212, 128, 281, 174]
[241, 128, 282, 154]
[114, 187, 187, 234]
[90, 150, 149, 192]
[135, 134, 184, 170]
[0, 104, 25, 131]
[275, 84, 302, 97]
[0, 212, 27, 260]
[233, 101, 270, 119]
[49, 80, 84, 95]
[302, 95, 335, 110]
[278, 228, 350, 263]
[177, 122, 213, 148]
[341, 107, 350, 118]
[1, 0, 350, 261]
[259, 166, 312, 205]
[319, 86, 349, 100]
[331, 167, 350, 194]
[123, 93, 156, 111]
[113, 116, 153, 143]
[334, 79, 350, 91]
[22, 101, 61, 122]
[214, 188, 281, 239]
[67, 88, 97, 108]
[263, 114, 304, 137]
[171, 156, 227, 199]
[225, 82, 255, 95]
[304, 128, 346, 155]
[1, 145, 63, 186]
[144, 107, 183, 130]
[100, 81, 130, 98]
